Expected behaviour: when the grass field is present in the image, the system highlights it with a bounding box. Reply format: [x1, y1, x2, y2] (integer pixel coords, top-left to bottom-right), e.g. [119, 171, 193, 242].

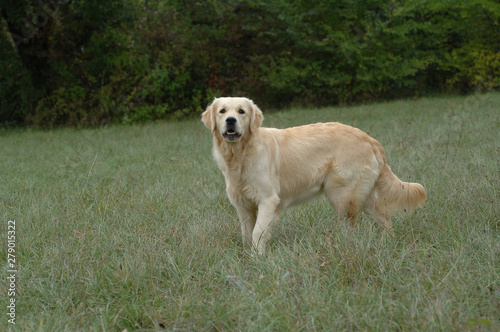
[1, 93, 499, 331]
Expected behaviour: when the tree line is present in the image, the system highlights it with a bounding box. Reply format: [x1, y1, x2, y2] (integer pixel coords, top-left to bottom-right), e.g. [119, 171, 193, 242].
[1, 0, 499, 127]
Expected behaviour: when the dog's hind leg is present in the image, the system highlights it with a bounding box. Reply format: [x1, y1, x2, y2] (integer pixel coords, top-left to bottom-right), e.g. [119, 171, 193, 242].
[324, 183, 359, 225]
[363, 192, 395, 236]
[368, 210, 395, 236]
[324, 166, 377, 227]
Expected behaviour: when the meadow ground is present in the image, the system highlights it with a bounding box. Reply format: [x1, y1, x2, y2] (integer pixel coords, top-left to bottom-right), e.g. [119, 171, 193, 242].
[1, 93, 499, 331]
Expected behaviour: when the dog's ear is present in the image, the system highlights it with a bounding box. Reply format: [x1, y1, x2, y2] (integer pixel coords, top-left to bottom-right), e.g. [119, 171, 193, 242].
[201, 99, 218, 133]
[249, 99, 263, 133]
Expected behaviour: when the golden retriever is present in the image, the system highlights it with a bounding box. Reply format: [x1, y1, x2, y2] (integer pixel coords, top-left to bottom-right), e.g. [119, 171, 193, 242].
[202, 97, 426, 253]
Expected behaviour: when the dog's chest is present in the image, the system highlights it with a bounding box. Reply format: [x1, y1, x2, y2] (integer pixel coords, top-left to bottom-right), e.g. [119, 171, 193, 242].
[213, 142, 277, 205]
[223, 168, 266, 206]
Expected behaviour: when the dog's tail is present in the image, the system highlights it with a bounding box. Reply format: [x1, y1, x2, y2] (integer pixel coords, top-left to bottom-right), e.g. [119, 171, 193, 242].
[373, 164, 426, 214]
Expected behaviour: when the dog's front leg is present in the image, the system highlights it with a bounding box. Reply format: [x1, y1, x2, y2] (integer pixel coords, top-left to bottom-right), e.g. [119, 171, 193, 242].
[236, 206, 257, 247]
[253, 196, 280, 254]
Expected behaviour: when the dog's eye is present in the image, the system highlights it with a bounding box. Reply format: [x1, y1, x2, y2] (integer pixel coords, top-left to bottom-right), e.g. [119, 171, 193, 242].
[238, 109, 245, 114]
[220, 109, 226, 114]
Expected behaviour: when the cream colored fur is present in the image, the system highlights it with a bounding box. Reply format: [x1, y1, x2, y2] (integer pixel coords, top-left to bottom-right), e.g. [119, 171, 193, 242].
[202, 97, 426, 254]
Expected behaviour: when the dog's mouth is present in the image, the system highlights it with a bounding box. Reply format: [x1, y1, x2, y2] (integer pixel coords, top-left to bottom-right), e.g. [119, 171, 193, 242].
[222, 129, 241, 141]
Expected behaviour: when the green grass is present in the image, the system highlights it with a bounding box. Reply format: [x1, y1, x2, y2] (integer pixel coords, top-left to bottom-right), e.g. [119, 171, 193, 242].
[1, 93, 499, 331]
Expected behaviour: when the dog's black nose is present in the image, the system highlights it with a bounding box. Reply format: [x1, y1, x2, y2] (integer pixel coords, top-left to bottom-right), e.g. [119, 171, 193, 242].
[226, 117, 237, 125]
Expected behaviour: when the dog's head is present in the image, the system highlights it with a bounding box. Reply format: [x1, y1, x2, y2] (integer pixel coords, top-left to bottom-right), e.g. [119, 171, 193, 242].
[201, 97, 263, 143]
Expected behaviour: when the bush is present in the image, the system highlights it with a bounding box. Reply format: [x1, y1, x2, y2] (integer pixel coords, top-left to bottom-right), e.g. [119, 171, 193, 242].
[1, 0, 498, 127]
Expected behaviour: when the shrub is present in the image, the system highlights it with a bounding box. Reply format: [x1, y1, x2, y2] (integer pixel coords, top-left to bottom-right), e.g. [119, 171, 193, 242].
[1, 0, 498, 126]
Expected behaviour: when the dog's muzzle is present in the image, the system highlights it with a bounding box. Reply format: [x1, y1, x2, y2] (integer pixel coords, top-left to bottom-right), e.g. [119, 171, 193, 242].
[223, 117, 241, 141]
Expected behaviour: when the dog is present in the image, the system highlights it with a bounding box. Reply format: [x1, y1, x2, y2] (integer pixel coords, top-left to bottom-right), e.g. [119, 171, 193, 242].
[202, 97, 426, 253]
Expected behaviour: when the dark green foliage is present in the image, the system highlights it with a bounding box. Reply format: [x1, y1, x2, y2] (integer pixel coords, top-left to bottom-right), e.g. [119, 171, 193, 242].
[1, 0, 499, 126]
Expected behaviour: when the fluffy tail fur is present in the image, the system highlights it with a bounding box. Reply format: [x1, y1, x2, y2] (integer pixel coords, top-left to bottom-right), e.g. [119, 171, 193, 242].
[374, 164, 426, 214]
